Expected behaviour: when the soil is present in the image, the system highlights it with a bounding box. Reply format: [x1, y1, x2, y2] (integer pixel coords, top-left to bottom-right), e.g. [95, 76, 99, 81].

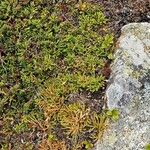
[90, 0, 150, 38]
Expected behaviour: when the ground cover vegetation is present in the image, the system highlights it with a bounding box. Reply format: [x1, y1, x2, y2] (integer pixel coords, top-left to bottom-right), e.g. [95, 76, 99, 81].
[0, 0, 117, 149]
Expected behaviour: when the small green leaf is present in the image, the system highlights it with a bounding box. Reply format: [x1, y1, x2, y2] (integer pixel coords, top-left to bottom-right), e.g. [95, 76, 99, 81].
[106, 109, 119, 121]
[106, 110, 113, 116]
[83, 141, 93, 149]
[145, 144, 150, 150]
[112, 109, 119, 121]
[48, 134, 55, 141]
[108, 53, 114, 60]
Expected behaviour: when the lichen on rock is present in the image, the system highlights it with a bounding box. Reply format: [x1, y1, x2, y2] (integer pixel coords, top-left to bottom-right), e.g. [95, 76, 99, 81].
[95, 23, 150, 150]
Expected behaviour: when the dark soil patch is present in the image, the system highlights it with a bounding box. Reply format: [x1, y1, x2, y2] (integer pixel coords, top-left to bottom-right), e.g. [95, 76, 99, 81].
[90, 0, 150, 38]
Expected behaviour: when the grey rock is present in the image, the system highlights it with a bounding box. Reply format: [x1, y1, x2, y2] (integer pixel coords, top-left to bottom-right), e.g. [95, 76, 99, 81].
[95, 23, 150, 150]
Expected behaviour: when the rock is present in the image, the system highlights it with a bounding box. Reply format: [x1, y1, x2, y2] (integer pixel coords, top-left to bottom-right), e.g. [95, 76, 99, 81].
[95, 23, 150, 150]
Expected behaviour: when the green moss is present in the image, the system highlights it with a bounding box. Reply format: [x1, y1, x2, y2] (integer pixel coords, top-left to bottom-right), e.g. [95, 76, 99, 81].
[0, 0, 114, 149]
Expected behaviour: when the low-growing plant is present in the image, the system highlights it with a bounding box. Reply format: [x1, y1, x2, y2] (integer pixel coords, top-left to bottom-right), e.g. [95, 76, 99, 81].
[106, 109, 120, 122]
[0, 0, 114, 149]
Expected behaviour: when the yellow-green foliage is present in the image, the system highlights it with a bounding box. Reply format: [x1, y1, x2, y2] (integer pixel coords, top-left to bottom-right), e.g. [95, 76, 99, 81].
[0, 0, 114, 149]
[145, 144, 150, 150]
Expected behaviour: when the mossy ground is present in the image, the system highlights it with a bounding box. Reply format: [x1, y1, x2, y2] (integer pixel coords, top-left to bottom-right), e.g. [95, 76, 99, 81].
[0, 0, 117, 149]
